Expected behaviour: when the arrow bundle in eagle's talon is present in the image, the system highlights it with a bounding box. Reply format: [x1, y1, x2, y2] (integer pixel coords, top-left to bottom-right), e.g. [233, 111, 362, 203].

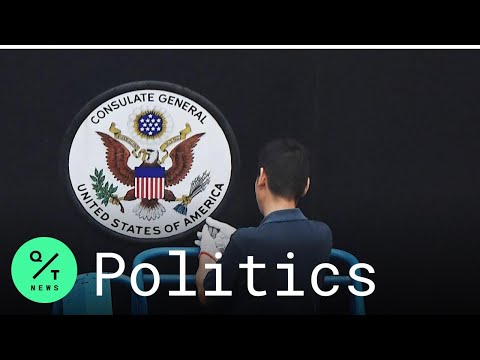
[174, 171, 211, 215]
[190, 171, 211, 198]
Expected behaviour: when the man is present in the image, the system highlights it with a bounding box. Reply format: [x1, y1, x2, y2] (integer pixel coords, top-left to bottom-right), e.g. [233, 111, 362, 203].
[195, 138, 332, 314]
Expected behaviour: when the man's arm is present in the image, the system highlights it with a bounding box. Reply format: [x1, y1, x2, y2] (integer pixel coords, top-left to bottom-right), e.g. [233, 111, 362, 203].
[196, 254, 216, 304]
[196, 230, 243, 307]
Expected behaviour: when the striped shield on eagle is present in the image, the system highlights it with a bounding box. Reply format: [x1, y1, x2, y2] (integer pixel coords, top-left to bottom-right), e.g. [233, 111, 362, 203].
[134, 167, 165, 200]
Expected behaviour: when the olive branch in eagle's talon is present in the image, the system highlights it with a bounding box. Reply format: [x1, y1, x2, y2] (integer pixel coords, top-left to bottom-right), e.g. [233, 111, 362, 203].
[90, 168, 124, 213]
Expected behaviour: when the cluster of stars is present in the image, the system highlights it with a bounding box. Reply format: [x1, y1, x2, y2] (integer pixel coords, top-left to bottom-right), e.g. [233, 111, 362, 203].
[138, 113, 163, 136]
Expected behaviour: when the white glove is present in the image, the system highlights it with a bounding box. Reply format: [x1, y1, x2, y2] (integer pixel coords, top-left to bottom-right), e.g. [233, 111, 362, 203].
[194, 224, 220, 258]
[194, 217, 237, 255]
[205, 217, 236, 253]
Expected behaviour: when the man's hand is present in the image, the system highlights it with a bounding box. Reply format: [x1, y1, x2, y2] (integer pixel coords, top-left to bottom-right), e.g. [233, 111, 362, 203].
[194, 217, 237, 254]
[194, 224, 219, 260]
[205, 217, 237, 253]
[194, 218, 236, 304]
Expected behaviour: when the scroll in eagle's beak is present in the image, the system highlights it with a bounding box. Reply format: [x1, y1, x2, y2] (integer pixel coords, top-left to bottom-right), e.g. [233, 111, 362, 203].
[145, 149, 155, 161]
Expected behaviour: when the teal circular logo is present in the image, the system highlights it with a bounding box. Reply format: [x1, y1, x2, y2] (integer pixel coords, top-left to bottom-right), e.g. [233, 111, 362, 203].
[11, 237, 78, 303]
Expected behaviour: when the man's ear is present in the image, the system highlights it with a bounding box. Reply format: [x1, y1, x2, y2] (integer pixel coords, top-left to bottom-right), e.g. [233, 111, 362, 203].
[302, 177, 310, 197]
[257, 167, 267, 187]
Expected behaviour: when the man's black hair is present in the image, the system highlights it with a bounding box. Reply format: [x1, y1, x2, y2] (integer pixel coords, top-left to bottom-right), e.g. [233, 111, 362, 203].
[258, 138, 310, 201]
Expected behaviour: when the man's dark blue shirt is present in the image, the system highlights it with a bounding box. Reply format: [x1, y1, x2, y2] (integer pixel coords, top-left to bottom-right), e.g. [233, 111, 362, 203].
[203, 208, 332, 314]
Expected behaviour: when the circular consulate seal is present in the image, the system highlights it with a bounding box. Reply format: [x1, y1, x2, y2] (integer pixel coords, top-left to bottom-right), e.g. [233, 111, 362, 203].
[64, 82, 239, 242]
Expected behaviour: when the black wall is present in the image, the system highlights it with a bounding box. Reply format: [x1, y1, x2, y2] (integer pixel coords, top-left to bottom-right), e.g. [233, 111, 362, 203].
[2, 50, 479, 314]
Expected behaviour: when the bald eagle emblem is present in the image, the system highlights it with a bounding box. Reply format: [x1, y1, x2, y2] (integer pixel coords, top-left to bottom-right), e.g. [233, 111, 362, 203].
[93, 119, 210, 220]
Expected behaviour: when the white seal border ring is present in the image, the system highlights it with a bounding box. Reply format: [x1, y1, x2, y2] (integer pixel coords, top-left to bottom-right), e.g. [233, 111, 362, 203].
[61, 81, 240, 244]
